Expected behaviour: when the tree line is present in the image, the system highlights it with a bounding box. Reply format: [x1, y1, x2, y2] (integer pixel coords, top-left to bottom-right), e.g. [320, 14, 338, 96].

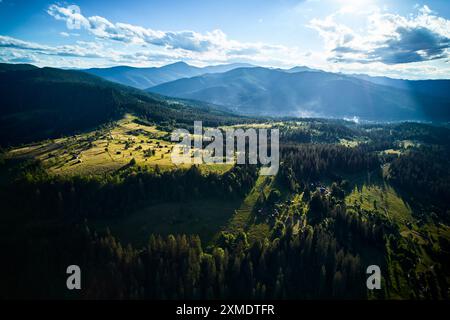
[1, 162, 258, 219]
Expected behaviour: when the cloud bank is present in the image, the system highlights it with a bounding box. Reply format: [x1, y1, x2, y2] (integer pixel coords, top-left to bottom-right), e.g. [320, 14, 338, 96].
[309, 5, 450, 65]
[46, 3, 300, 65]
[48, 4, 223, 52]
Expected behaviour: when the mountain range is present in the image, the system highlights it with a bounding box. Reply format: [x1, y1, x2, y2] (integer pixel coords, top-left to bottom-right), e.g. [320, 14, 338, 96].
[83, 62, 255, 89]
[147, 66, 450, 121]
[83, 61, 450, 122]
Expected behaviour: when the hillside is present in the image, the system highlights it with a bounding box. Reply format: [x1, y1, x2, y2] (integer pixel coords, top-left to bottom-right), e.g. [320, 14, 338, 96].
[148, 67, 450, 121]
[0, 63, 247, 147]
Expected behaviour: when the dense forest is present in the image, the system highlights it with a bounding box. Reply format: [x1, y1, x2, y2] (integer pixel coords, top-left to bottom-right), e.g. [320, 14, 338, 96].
[1, 120, 449, 300]
[388, 146, 450, 214]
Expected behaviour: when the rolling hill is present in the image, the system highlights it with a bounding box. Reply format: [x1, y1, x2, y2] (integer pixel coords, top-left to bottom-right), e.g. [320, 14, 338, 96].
[0, 63, 246, 147]
[147, 67, 450, 121]
[83, 61, 255, 89]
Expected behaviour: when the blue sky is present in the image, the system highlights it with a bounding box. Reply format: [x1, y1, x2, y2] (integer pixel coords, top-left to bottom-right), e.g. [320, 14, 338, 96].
[0, 0, 449, 79]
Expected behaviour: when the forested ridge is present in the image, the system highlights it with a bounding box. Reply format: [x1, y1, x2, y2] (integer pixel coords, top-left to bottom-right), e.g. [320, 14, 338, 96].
[0, 64, 252, 147]
[388, 146, 450, 211]
[1, 163, 258, 219]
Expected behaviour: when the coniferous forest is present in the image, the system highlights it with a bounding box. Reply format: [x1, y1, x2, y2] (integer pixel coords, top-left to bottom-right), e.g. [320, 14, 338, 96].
[1, 86, 449, 300]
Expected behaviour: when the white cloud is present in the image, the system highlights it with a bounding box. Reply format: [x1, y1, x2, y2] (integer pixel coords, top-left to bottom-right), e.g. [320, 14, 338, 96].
[48, 4, 238, 52]
[309, 5, 450, 65]
[0, 35, 188, 66]
[0, 35, 109, 59]
[43, 3, 311, 68]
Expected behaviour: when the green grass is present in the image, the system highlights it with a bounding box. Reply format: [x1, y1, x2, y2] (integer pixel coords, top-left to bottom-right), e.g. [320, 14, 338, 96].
[199, 163, 233, 175]
[6, 114, 233, 176]
[247, 223, 271, 243]
[346, 183, 414, 231]
[345, 181, 450, 298]
[220, 174, 274, 242]
[339, 138, 362, 147]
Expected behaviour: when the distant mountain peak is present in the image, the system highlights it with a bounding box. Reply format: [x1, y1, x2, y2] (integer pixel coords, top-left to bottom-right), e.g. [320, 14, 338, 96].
[285, 65, 321, 73]
[81, 61, 256, 89]
[167, 61, 190, 66]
